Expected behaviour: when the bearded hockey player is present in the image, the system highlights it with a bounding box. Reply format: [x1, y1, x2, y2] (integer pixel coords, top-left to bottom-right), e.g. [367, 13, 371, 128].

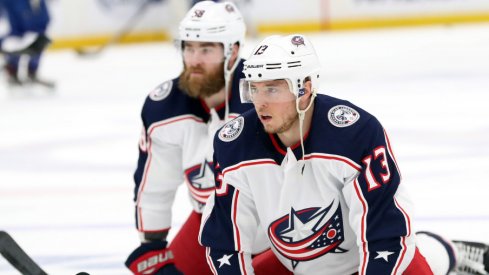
[199, 34, 489, 275]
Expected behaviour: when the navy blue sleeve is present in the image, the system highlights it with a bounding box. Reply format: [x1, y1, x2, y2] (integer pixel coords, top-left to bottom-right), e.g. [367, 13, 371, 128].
[199, 140, 254, 274]
[346, 117, 414, 275]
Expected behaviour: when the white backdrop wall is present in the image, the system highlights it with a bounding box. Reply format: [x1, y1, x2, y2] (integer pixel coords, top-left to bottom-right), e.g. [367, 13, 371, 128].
[332, 0, 489, 19]
[44, 0, 489, 44]
[48, 0, 173, 38]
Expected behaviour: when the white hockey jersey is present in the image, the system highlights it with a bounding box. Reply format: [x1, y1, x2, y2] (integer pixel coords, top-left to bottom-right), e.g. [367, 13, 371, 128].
[200, 94, 419, 275]
[132, 60, 252, 233]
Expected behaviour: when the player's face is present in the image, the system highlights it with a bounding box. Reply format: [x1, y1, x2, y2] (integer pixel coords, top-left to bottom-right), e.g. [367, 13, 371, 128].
[251, 80, 298, 134]
[178, 41, 225, 98]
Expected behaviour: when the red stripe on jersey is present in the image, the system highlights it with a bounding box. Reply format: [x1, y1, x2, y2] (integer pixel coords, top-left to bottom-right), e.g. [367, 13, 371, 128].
[232, 190, 242, 251]
[148, 115, 204, 134]
[394, 198, 412, 236]
[353, 178, 369, 275]
[304, 153, 361, 171]
[137, 145, 153, 229]
[200, 88, 233, 113]
[240, 252, 248, 275]
[269, 134, 287, 155]
[393, 236, 407, 275]
[137, 228, 170, 233]
[137, 205, 143, 229]
[206, 247, 218, 275]
[392, 197, 412, 274]
[383, 129, 402, 180]
[137, 115, 204, 230]
[268, 131, 311, 155]
[222, 159, 278, 176]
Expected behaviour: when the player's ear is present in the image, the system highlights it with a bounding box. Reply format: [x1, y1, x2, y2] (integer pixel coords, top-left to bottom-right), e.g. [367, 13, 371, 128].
[299, 78, 313, 107]
[227, 42, 240, 70]
[303, 78, 312, 98]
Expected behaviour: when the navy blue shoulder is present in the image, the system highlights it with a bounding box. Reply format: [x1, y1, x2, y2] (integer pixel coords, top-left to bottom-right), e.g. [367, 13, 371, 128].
[213, 109, 272, 169]
[307, 94, 384, 164]
[141, 59, 251, 127]
[140, 78, 207, 127]
[312, 94, 378, 134]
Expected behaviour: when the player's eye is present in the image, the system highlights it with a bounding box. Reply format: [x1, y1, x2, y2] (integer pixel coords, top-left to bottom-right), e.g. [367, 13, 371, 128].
[183, 47, 195, 54]
[201, 47, 212, 54]
[266, 87, 279, 94]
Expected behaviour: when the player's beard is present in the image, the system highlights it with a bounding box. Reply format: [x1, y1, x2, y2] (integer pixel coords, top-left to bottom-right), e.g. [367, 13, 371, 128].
[178, 62, 225, 98]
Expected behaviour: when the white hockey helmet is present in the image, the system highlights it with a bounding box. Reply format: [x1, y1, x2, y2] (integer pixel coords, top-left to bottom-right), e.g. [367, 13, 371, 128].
[240, 34, 321, 103]
[178, 1, 246, 61]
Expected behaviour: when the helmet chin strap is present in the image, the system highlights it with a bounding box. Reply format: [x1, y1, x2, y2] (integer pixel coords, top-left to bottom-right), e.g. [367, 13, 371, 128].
[223, 48, 240, 122]
[296, 88, 317, 174]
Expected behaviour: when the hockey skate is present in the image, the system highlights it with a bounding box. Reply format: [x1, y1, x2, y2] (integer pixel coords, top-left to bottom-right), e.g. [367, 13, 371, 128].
[3, 64, 55, 90]
[453, 240, 489, 275]
[27, 71, 56, 89]
[27, 75, 56, 89]
[4, 64, 23, 86]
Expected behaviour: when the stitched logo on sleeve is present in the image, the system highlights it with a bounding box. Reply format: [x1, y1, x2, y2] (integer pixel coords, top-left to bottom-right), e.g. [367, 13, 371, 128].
[149, 80, 172, 101]
[218, 117, 244, 142]
[327, 105, 360, 128]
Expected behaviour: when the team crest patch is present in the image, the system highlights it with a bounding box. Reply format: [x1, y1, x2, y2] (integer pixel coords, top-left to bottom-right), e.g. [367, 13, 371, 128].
[225, 4, 235, 12]
[218, 117, 244, 142]
[328, 105, 360, 127]
[291, 35, 305, 46]
[149, 80, 172, 101]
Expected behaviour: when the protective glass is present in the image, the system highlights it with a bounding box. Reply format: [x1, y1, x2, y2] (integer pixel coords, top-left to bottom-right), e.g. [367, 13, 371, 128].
[239, 79, 296, 103]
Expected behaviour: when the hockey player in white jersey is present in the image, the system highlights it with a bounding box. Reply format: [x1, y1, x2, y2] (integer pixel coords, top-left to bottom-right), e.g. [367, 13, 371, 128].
[200, 34, 489, 275]
[124, 1, 249, 274]
[125, 2, 292, 275]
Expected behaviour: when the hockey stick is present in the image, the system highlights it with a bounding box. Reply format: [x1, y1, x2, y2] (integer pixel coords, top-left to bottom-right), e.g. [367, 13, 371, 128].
[0, 34, 51, 56]
[74, 0, 152, 57]
[0, 231, 47, 275]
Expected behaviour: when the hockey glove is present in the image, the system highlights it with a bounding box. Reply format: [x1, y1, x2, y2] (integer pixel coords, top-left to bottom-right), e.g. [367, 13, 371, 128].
[125, 241, 183, 275]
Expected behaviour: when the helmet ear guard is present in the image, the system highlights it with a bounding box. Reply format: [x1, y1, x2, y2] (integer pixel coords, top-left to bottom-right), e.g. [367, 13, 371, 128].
[241, 34, 321, 103]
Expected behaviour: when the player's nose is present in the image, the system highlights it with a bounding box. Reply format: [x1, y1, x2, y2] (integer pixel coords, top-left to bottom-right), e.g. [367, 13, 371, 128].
[254, 101, 269, 111]
[186, 53, 204, 67]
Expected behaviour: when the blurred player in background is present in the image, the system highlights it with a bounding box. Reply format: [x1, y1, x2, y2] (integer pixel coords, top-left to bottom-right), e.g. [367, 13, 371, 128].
[200, 34, 489, 275]
[0, 0, 53, 88]
[125, 2, 290, 275]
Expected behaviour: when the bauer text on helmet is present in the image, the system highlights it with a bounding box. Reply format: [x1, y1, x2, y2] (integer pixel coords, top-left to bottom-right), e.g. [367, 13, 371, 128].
[240, 34, 321, 103]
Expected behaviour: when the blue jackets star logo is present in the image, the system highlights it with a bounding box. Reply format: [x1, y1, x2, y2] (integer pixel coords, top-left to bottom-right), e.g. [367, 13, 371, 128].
[184, 161, 215, 204]
[268, 200, 347, 267]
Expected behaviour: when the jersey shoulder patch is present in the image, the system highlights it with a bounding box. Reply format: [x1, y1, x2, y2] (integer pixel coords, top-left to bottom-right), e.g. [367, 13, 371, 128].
[149, 80, 172, 101]
[327, 105, 360, 128]
[218, 116, 244, 142]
